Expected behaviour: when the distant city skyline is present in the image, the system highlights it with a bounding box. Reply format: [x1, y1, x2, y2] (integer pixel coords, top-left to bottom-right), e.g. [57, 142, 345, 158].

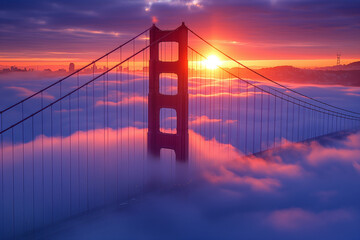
[1, 57, 360, 74]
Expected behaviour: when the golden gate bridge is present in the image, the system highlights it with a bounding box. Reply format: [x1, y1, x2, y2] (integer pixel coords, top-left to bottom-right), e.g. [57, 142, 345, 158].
[1, 23, 359, 239]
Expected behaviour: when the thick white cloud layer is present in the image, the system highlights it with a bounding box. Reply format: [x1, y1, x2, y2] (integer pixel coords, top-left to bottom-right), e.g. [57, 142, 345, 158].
[1, 71, 360, 239]
[8, 129, 359, 240]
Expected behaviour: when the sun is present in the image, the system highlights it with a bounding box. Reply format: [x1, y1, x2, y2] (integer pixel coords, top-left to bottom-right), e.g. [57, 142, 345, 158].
[204, 55, 221, 70]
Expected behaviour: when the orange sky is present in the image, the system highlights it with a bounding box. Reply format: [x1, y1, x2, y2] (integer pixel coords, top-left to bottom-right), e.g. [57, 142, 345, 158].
[1, 58, 358, 71]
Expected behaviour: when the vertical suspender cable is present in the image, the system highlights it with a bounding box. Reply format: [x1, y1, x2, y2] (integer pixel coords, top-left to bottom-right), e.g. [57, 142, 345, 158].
[260, 90, 263, 152]
[252, 85, 256, 153]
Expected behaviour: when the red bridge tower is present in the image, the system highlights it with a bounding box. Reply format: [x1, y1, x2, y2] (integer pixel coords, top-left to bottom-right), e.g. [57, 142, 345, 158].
[148, 23, 189, 162]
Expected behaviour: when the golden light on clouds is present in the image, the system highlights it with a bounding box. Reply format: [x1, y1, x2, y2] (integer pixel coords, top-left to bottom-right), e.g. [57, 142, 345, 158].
[152, 16, 158, 23]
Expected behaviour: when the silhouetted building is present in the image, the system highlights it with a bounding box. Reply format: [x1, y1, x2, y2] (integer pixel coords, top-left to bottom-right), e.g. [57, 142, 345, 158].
[57, 69, 66, 73]
[5, 66, 28, 72]
[69, 63, 75, 72]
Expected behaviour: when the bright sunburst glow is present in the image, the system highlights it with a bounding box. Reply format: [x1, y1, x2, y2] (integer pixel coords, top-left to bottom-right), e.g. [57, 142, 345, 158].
[204, 55, 221, 69]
